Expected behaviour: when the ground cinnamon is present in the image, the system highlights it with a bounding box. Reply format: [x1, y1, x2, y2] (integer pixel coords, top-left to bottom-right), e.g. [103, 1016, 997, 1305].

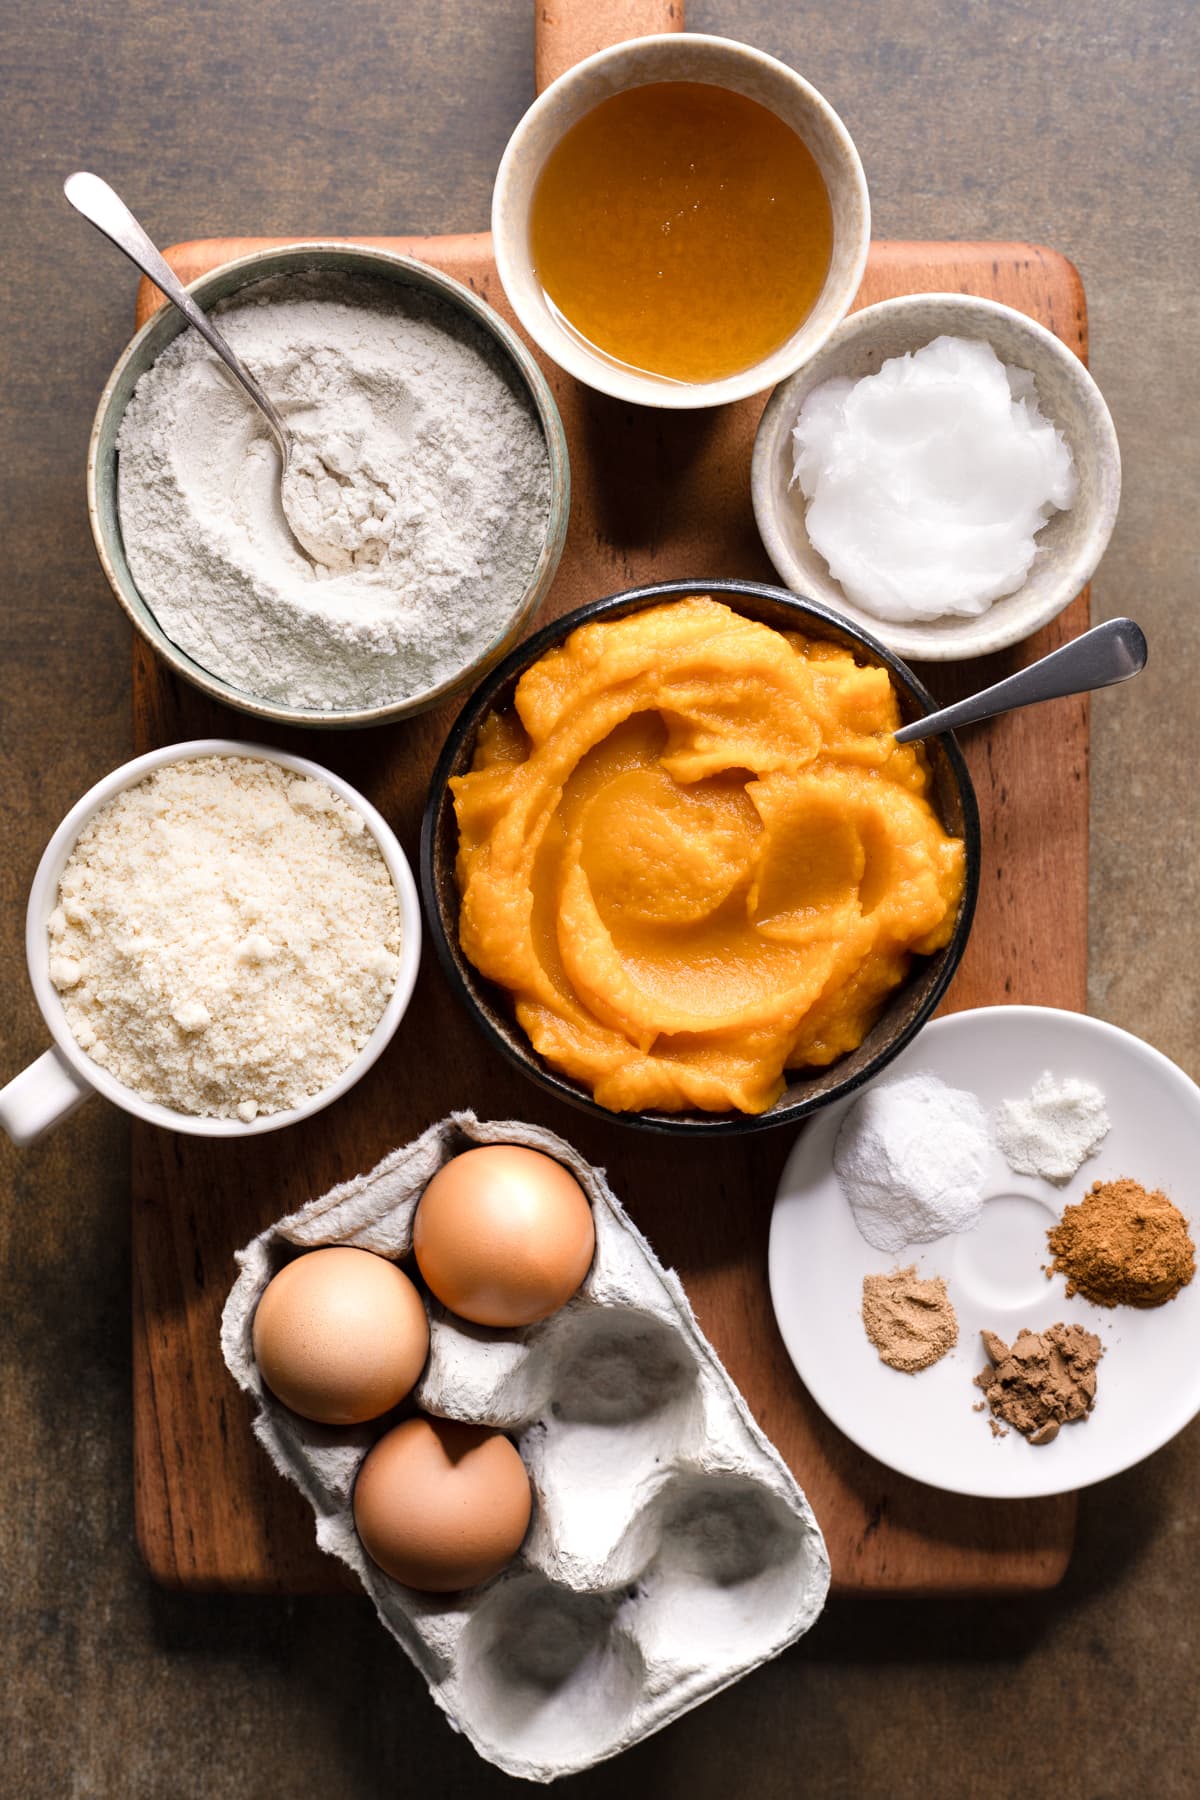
[1046, 1177, 1195, 1308]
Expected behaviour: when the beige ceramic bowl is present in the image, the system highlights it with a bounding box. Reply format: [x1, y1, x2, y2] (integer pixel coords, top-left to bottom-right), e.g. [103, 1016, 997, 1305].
[752, 292, 1122, 661]
[492, 34, 870, 410]
[86, 243, 570, 728]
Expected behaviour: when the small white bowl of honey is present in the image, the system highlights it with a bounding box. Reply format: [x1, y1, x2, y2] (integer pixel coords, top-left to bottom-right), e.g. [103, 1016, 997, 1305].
[492, 34, 870, 410]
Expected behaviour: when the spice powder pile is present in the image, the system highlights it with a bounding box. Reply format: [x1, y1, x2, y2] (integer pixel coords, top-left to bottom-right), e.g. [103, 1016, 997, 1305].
[975, 1323, 1103, 1446]
[1047, 1177, 1195, 1308]
[861, 1265, 958, 1372]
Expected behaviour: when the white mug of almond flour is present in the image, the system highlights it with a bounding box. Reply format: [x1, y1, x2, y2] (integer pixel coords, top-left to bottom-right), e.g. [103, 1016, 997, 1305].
[0, 740, 422, 1145]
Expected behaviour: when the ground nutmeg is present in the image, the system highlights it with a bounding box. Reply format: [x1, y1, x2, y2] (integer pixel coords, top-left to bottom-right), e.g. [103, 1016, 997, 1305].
[975, 1322, 1103, 1446]
[1046, 1177, 1195, 1309]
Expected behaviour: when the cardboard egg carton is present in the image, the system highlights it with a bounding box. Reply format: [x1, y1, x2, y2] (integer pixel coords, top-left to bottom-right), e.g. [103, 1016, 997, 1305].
[220, 1112, 830, 1782]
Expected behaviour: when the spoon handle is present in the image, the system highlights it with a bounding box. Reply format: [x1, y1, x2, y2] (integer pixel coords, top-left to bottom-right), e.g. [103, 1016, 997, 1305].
[63, 172, 289, 465]
[894, 617, 1148, 745]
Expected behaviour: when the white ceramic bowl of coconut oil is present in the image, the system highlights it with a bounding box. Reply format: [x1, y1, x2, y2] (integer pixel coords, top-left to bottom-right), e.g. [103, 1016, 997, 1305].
[752, 293, 1121, 661]
[0, 740, 422, 1145]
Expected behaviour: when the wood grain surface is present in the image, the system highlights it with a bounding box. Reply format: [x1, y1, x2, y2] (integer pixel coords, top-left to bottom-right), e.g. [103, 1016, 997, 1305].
[129, 0, 1085, 1599]
[534, 0, 684, 92]
[130, 233, 1087, 1598]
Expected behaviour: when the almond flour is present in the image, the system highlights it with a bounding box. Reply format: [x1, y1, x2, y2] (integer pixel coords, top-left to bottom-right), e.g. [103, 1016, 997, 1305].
[48, 756, 402, 1119]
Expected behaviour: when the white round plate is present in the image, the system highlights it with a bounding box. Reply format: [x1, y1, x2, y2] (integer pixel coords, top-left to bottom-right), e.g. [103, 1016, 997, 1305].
[768, 1006, 1200, 1498]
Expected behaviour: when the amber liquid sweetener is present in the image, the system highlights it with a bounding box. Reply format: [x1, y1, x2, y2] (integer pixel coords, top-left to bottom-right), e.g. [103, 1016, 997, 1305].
[529, 82, 834, 385]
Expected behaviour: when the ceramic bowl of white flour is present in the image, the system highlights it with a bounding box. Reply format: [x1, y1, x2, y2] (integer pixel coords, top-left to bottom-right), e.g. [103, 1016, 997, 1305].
[86, 245, 570, 727]
[0, 740, 422, 1145]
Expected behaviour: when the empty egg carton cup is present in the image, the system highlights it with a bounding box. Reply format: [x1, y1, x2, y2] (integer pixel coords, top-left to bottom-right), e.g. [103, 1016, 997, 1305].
[221, 1111, 830, 1781]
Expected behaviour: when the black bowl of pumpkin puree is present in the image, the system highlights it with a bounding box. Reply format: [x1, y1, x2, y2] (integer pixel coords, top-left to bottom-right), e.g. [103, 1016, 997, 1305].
[420, 579, 980, 1137]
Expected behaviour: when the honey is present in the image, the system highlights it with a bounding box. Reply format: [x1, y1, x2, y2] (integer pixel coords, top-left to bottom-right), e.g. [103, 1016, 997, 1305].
[529, 82, 834, 385]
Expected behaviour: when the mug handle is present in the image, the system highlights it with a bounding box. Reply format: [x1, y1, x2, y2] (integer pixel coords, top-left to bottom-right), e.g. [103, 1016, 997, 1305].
[0, 1047, 92, 1145]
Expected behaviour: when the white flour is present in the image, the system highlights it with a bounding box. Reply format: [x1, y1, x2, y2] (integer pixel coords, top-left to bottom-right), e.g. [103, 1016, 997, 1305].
[994, 1070, 1109, 1183]
[116, 273, 551, 711]
[48, 757, 402, 1119]
[834, 1072, 991, 1252]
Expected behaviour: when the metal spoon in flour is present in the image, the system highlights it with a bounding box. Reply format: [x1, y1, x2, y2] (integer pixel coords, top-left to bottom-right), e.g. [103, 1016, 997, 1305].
[64, 171, 338, 566]
[894, 616, 1147, 744]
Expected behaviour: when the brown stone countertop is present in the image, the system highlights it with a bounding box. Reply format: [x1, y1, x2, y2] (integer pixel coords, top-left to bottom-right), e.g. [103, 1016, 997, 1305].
[1, 0, 1197, 1793]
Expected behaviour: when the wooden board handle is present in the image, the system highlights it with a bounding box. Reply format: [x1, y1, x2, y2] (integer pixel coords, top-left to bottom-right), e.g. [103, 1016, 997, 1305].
[535, 0, 684, 95]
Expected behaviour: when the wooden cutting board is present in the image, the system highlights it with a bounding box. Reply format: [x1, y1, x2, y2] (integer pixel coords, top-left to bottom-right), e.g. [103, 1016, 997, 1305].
[130, 0, 1087, 1595]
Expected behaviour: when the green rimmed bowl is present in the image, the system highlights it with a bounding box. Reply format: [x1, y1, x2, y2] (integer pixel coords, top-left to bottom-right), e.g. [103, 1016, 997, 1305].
[86, 242, 570, 728]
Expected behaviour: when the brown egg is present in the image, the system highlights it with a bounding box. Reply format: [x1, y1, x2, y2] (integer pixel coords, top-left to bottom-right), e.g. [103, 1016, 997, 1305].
[413, 1145, 595, 1327]
[353, 1415, 532, 1591]
[252, 1246, 429, 1425]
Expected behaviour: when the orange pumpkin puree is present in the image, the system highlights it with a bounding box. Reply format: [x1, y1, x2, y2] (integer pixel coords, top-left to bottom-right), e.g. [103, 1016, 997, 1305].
[451, 597, 965, 1115]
